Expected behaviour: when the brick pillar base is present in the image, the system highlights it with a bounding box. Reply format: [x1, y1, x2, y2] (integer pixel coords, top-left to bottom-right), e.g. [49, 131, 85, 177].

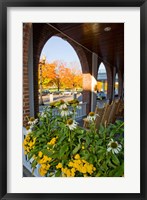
[82, 73, 92, 114]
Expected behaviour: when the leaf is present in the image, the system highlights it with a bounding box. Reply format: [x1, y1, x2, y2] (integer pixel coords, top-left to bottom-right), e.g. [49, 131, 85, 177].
[108, 160, 117, 169]
[113, 162, 124, 176]
[72, 144, 81, 155]
[111, 153, 120, 166]
[55, 170, 61, 177]
[109, 162, 124, 177]
[80, 150, 90, 160]
[96, 172, 102, 177]
[57, 134, 66, 145]
[38, 138, 47, 142]
[96, 139, 103, 146]
[31, 159, 37, 168]
[59, 144, 69, 157]
[41, 149, 53, 157]
[27, 149, 39, 160]
[85, 135, 91, 146]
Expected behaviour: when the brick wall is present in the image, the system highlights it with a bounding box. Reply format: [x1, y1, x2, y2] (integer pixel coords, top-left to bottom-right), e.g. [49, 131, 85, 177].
[23, 23, 32, 126]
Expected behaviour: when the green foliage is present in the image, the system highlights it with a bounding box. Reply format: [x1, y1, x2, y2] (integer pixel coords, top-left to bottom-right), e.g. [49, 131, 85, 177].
[23, 99, 124, 177]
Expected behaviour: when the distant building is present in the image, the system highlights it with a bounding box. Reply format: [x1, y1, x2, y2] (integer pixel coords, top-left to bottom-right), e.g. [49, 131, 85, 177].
[97, 63, 118, 93]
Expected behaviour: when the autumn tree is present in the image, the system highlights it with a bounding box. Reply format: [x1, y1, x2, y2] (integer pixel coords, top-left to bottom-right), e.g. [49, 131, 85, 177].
[38, 59, 83, 90]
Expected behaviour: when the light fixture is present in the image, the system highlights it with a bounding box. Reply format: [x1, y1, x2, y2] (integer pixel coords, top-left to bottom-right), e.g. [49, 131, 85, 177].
[104, 27, 111, 32]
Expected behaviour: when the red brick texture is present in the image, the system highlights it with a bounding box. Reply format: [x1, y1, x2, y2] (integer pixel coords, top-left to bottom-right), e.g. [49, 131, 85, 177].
[23, 23, 32, 126]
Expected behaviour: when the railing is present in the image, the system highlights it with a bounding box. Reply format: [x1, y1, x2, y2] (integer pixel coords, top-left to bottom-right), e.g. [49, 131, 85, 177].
[23, 127, 41, 177]
[51, 102, 87, 119]
[23, 102, 87, 177]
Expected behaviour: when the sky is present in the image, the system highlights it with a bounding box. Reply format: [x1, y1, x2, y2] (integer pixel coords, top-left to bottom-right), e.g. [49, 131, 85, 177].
[40, 36, 82, 71]
[40, 36, 106, 73]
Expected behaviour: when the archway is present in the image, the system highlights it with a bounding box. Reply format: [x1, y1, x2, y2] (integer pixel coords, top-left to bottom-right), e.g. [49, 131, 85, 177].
[97, 62, 108, 99]
[33, 23, 92, 116]
[38, 36, 83, 107]
[114, 73, 119, 98]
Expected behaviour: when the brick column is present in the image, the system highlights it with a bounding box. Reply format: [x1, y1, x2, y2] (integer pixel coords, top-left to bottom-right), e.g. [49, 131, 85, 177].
[91, 53, 98, 112]
[112, 67, 116, 99]
[104, 62, 113, 101]
[82, 73, 92, 114]
[23, 23, 32, 126]
[118, 69, 124, 98]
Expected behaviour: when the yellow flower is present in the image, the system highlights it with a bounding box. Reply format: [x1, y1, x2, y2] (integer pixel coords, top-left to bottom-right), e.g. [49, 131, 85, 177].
[41, 163, 50, 170]
[38, 151, 43, 158]
[56, 163, 62, 169]
[66, 169, 71, 177]
[48, 138, 56, 145]
[23, 140, 28, 145]
[93, 167, 96, 171]
[27, 147, 30, 152]
[25, 135, 31, 141]
[62, 173, 66, 177]
[82, 160, 87, 164]
[76, 159, 82, 164]
[74, 154, 80, 160]
[33, 138, 36, 144]
[41, 164, 47, 169]
[68, 161, 74, 167]
[81, 167, 87, 174]
[47, 157, 52, 162]
[71, 168, 76, 173]
[71, 172, 75, 177]
[29, 141, 34, 147]
[82, 146, 85, 149]
[84, 174, 88, 177]
[39, 167, 47, 176]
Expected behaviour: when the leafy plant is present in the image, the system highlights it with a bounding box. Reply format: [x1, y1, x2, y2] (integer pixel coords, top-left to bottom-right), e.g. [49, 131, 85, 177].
[23, 99, 124, 177]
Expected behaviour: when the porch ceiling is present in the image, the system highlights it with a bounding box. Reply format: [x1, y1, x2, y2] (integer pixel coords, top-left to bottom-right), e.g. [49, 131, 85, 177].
[50, 23, 124, 72]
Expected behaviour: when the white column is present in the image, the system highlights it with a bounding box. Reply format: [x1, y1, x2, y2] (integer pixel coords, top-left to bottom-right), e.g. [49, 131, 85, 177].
[91, 53, 98, 112]
[28, 28, 34, 116]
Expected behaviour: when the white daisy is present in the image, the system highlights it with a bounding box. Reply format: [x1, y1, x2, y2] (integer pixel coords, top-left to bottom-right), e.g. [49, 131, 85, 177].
[25, 126, 32, 134]
[66, 119, 78, 130]
[28, 118, 38, 125]
[86, 112, 99, 121]
[76, 105, 82, 110]
[28, 118, 38, 130]
[107, 139, 122, 154]
[59, 103, 68, 110]
[41, 112, 47, 118]
[26, 129, 32, 134]
[60, 108, 71, 117]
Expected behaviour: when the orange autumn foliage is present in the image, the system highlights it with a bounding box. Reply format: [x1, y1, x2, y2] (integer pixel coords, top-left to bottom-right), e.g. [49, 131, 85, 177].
[38, 60, 83, 90]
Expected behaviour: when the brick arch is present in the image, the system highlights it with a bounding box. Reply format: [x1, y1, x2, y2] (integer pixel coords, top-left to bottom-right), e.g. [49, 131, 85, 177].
[33, 24, 92, 115]
[97, 60, 113, 101]
[56, 34, 90, 74]
[118, 69, 124, 98]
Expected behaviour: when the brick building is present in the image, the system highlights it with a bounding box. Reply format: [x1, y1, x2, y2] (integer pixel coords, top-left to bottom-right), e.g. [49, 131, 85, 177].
[23, 23, 124, 126]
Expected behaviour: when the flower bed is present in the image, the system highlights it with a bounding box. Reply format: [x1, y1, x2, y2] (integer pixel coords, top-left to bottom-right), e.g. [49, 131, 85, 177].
[23, 99, 124, 177]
